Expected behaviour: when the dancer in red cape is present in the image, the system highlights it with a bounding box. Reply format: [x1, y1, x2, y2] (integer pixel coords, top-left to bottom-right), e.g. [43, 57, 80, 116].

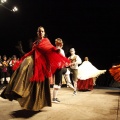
[0, 26, 70, 111]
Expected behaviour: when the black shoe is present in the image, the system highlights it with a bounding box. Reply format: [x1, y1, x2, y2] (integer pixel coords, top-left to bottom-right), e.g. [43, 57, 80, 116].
[52, 98, 60, 103]
[55, 98, 60, 102]
[73, 91, 77, 95]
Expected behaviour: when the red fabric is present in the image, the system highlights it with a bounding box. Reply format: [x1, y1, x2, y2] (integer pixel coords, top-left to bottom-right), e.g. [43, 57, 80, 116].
[109, 66, 120, 82]
[11, 60, 20, 71]
[77, 78, 93, 90]
[2, 67, 7, 72]
[13, 38, 70, 82]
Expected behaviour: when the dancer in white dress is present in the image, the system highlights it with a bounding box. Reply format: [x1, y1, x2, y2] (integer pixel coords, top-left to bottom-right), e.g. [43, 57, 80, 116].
[77, 57, 106, 90]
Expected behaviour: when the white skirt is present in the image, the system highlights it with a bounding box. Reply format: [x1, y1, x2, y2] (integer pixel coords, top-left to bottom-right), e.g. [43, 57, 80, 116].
[77, 61, 106, 80]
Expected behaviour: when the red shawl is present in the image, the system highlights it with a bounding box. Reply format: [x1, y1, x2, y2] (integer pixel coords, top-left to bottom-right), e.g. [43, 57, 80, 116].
[13, 38, 70, 82]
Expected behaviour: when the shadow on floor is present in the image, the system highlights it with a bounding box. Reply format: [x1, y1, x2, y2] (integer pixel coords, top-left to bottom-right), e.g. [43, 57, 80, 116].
[10, 109, 41, 119]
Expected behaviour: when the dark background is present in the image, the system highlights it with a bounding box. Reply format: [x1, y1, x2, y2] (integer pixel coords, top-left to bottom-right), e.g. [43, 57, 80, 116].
[0, 0, 120, 70]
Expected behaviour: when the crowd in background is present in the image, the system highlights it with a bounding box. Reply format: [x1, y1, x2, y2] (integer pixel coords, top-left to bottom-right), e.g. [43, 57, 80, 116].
[0, 54, 19, 85]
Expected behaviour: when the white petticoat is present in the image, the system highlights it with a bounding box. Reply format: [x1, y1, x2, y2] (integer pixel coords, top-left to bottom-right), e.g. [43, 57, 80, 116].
[77, 61, 106, 80]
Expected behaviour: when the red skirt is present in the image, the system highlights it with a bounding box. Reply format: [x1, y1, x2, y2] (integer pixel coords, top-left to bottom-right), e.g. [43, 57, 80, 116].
[77, 78, 93, 91]
[109, 66, 120, 82]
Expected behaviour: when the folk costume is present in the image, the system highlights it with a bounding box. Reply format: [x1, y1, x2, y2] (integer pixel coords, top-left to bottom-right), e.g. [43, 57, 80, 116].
[77, 59, 106, 91]
[0, 38, 70, 111]
[0, 56, 11, 84]
[109, 65, 120, 82]
[68, 48, 82, 95]
[52, 38, 74, 103]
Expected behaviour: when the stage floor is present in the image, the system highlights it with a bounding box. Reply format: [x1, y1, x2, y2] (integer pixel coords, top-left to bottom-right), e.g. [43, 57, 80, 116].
[0, 86, 120, 120]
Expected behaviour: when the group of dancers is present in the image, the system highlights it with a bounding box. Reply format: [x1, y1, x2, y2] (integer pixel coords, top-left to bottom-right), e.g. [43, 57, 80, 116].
[0, 26, 118, 111]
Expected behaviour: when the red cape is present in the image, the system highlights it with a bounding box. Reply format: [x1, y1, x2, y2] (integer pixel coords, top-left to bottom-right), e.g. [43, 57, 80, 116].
[13, 38, 70, 82]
